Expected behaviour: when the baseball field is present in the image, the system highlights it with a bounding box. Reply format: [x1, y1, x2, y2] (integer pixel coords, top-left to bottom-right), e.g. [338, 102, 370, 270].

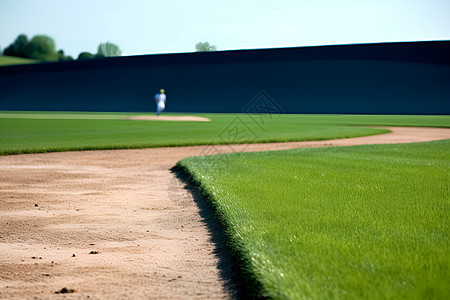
[1, 111, 449, 299]
[1, 111, 450, 155]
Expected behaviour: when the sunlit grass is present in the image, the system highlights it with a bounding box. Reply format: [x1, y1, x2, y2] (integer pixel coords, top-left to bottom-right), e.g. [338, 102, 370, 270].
[178, 140, 450, 299]
[1, 111, 449, 155]
[0, 111, 395, 155]
[0, 55, 39, 66]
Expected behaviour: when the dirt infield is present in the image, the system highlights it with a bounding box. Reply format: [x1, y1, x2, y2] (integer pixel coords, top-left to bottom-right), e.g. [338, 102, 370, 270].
[1, 127, 449, 299]
[127, 116, 211, 122]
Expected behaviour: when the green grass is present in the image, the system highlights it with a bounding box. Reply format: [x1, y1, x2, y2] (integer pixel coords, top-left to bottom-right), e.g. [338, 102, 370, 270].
[0, 55, 39, 66]
[0, 111, 393, 155]
[1, 111, 449, 155]
[178, 140, 450, 299]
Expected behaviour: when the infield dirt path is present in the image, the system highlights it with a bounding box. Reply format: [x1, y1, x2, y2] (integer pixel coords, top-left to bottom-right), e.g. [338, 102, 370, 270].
[1, 127, 449, 299]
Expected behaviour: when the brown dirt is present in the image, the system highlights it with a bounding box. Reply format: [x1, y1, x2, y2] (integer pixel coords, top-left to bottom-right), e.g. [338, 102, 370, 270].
[0, 127, 449, 299]
[127, 116, 211, 122]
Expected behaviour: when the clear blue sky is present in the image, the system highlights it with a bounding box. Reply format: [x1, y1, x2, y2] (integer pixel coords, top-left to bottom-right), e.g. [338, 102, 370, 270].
[1, 0, 449, 57]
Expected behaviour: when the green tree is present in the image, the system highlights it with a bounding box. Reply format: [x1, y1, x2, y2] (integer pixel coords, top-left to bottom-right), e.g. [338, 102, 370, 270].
[57, 50, 73, 61]
[3, 34, 29, 58]
[77, 52, 96, 60]
[97, 42, 121, 57]
[195, 41, 217, 52]
[24, 35, 58, 61]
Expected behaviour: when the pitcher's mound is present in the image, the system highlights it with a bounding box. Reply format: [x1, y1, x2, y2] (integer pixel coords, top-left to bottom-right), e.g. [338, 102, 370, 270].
[127, 116, 211, 122]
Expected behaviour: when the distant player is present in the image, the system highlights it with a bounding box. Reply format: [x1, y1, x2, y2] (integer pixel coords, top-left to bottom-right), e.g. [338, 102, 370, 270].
[154, 89, 166, 116]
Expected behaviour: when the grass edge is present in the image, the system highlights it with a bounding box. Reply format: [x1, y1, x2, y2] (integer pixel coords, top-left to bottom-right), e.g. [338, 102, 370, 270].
[174, 162, 272, 299]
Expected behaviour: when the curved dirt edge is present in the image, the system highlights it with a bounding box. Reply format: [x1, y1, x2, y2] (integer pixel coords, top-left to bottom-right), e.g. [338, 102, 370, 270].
[0, 126, 449, 299]
[230, 126, 450, 153]
[127, 115, 211, 122]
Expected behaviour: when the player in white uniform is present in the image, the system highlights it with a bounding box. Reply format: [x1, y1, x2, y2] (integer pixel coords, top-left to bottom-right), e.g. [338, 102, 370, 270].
[154, 89, 167, 116]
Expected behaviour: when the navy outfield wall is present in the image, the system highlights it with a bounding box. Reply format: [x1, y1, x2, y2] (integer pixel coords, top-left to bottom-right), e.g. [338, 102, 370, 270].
[0, 41, 449, 114]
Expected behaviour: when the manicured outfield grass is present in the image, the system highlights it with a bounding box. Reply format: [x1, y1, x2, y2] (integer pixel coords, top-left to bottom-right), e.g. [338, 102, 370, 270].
[1, 111, 449, 155]
[178, 140, 450, 299]
[0, 55, 39, 66]
[0, 111, 389, 155]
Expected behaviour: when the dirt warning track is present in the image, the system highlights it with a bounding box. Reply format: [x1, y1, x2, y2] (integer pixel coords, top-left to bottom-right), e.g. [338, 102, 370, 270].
[1, 127, 449, 299]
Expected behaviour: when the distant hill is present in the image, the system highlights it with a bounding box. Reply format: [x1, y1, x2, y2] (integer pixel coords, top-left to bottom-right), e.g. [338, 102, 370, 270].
[0, 55, 39, 66]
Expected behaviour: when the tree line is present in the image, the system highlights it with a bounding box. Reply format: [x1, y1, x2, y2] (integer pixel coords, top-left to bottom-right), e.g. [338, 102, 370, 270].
[2, 33, 217, 63]
[195, 41, 217, 52]
[2, 34, 122, 62]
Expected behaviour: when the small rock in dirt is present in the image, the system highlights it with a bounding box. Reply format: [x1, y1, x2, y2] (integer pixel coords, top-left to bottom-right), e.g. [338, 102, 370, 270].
[72, 254, 76, 257]
[34, 204, 38, 207]
[55, 287, 75, 294]
[89, 251, 99, 254]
